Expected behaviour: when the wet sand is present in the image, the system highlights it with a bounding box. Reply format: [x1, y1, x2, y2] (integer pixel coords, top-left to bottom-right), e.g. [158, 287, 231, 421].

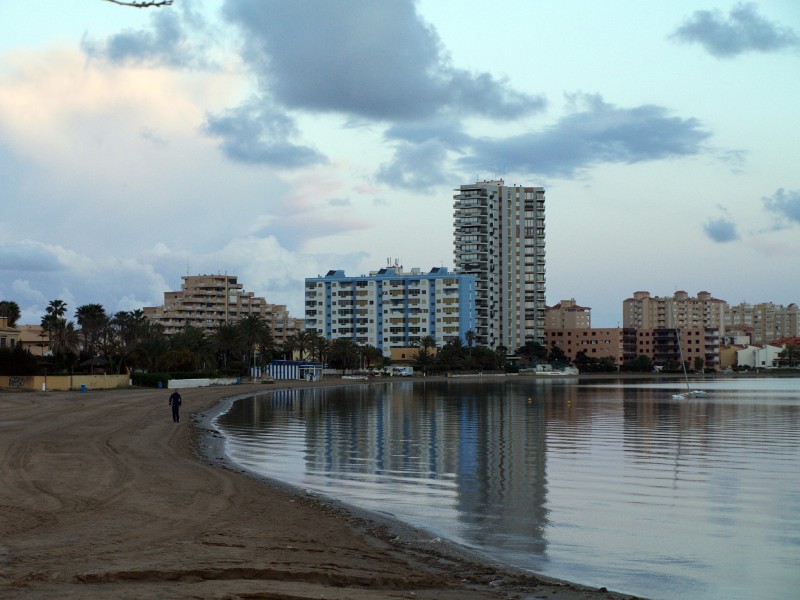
[0, 380, 641, 599]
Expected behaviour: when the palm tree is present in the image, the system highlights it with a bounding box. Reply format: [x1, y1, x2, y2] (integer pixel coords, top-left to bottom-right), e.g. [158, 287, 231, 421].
[0, 300, 21, 327]
[361, 344, 383, 369]
[47, 299, 67, 319]
[75, 303, 108, 360]
[284, 331, 314, 361]
[328, 338, 358, 373]
[110, 309, 147, 373]
[169, 325, 215, 371]
[237, 314, 266, 369]
[41, 299, 72, 363]
[256, 324, 276, 368]
[210, 323, 243, 369]
[412, 346, 433, 373]
[465, 330, 476, 354]
[307, 330, 330, 364]
[133, 321, 169, 372]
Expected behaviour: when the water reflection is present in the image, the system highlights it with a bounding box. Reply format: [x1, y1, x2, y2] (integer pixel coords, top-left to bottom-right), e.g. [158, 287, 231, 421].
[216, 378, 800, 600]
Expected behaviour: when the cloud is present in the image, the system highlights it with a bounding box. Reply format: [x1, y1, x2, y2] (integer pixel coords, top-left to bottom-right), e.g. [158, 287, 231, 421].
[763, 188, 800, 228]
[459, 94, 711, 178]
[703, 217, 740, 242]
[376, 139, 452, 189]
[0, 241, 67, 272]
[203, 99, 327, 167]
[81, 6, 210, 68]
[221, 0, 544, 121]
[671, 3, 800, 58]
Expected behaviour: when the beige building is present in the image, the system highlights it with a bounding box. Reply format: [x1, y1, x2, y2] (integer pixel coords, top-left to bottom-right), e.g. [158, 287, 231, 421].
[0, 317, 21, 350]
[453, 180, 546, 350]
[625, 326, 721, 371]
[546, 299, 591, 329]
[623, 290, 726, 333]
[725, 302, 799, 345]
[144, 274, 303, 344]
[18, 325, 50, 357]
[545, 327, 623, 366]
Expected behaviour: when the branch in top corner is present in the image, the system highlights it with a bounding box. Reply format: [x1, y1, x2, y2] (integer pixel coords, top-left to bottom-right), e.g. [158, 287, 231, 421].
[103, 0, 174, 8]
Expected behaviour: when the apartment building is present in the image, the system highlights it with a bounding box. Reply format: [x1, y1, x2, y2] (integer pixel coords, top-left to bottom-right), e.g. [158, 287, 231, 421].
[304, 265, 475, 356]
[546, 299, 591, 329]
[544, 328, 624, 366]
[143, 274, 303, 344]
[623, 326, 721, 371]
[453, 180, 546, 351]
[725, 302, 799, 345]
[623, 290, 726, 333]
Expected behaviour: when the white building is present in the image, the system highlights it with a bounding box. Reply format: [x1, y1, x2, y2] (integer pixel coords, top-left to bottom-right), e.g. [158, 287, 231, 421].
[304, 265, 475, 356]
[736, 344, 785, 369]
[453, 180, 546, 350]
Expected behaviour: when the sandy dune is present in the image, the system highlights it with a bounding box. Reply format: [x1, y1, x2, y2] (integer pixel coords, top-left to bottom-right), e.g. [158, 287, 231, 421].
[0, 382, 637, 599]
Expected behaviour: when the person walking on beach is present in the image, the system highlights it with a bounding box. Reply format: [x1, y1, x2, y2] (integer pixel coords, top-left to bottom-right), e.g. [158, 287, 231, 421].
[168, 390, 182, 423]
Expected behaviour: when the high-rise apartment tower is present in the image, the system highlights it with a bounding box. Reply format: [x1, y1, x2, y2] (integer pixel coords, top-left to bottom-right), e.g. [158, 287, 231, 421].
[452, 180, 546, 350]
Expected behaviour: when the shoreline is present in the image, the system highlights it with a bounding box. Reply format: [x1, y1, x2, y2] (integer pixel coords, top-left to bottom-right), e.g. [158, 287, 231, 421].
[0, 379, 642, 599]
[195, 377, 643, 599]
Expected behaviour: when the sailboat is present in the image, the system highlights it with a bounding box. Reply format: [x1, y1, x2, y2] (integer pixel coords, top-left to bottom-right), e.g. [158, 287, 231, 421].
[671, 306, 706, 400]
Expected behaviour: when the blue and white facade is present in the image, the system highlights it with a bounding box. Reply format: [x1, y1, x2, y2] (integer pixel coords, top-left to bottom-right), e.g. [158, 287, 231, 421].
[305, 266, 475, 356]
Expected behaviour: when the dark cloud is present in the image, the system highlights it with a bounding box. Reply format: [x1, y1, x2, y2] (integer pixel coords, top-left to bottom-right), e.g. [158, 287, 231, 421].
[81, 4, 211, 68]
[0, 242, 65, 272]
[203, 100, 327, 168]
[703, 217, 740, 242]
[459, 94, 711, 178]
[763, 188, 800, 227]
[376, 139, 451, 189]
[221, 0, 544, 121]
[671, 3, 800, 58]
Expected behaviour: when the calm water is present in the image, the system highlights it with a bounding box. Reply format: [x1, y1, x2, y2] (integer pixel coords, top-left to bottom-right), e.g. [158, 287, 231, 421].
[215, 377, 800, 600]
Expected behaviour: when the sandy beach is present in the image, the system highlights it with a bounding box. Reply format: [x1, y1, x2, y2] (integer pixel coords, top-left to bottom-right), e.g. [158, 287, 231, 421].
[0, 381, 640, 599]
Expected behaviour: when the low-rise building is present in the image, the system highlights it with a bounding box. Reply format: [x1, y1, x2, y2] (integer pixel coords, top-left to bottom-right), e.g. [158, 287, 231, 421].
[17, 324, 50, 356]
[0, 317, 20, 350]
[736, 344, 785, 369]
[304, 265, 475, 356]
[544, 327, 623, 366]
[624, 326, 721, 371]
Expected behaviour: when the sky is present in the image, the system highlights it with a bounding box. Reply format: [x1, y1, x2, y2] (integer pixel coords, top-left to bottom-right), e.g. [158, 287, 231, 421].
[1, 0, 798, 329]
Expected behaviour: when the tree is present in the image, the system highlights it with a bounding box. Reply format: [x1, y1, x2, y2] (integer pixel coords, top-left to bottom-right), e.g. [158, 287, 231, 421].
[328, 338, 358, 372]
[256, 324, 277, 367]
[237, 315, 266, 369]
[133, 320, 169, 372]
[287, 331, 314, 361]
[779, 344, 799, 367]
[307, 330, 330, 364]
[517, 341, 548, 363]
[361, 344, 383, 369]
[465, 330, 476, 354]
[110, 309, 147, 373]
[46, 299, 67, 319]
[547, 343, 570, 366]
[621, 354, 653, 372]
[41, 300, 77, 365]
[210, 323, 242, 369]
[412, 346, 433, 373]
[75, 303, 108, 360]
[0, 300, 21, 327]
[168, 325, 215, 371]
